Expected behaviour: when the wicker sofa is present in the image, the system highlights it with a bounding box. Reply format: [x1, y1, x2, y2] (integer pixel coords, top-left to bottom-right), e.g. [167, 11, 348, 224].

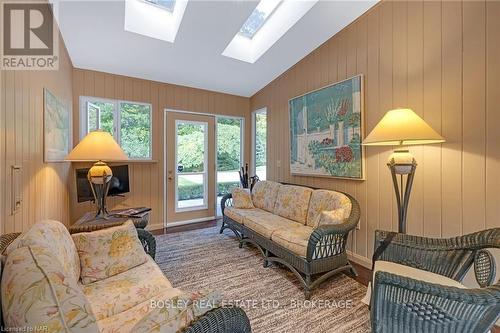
[220, 181, 360, 299]
[0, 220, 251, 333]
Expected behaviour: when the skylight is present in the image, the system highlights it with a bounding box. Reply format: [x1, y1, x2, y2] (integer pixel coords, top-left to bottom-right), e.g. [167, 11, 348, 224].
[145, 0, 176, 12]
[124, 0, 188, 43]
[223, 0, 318, 63]
[238, 0, 281, 39]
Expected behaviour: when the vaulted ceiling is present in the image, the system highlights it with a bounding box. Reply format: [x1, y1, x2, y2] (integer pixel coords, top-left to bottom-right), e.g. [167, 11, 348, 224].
[54, 0, 377, 97]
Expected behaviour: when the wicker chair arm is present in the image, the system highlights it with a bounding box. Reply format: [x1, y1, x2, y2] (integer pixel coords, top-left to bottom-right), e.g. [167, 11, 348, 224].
[136, 228, 156, 259]
[371, 271, 500, 333]
[373, 228, 500, 281]
[221, 193, 233, 216]
[184, 306, 251, 333]
[306, 192, 360, 261]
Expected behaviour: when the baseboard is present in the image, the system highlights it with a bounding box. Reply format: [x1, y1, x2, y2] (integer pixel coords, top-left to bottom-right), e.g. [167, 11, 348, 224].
[347, 250, 372, 269]
[146, 222, 165, 231]
[165, 216, 217, 228]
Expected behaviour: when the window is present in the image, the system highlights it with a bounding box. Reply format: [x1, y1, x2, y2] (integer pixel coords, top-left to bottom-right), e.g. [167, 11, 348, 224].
[239, 0, 281, 39]
[144, 0, 176, 12]
[80, 97, 152, 160]
[252, 109, 267, 180]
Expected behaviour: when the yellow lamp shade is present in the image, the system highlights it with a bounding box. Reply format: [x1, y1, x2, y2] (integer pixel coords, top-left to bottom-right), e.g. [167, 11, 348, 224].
[363, 108, 445, 146]
[65, 130, 128, 161]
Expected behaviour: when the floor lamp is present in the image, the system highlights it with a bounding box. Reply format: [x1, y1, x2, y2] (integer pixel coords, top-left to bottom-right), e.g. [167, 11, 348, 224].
[66, 130, 129, 219]
[362, 108, 445, 234]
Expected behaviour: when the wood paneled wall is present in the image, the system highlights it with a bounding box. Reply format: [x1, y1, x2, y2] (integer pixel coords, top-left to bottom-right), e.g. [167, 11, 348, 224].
[250, 0, 500, 264]
[71, 69, 250, 229]
[0, 19, 74, 233]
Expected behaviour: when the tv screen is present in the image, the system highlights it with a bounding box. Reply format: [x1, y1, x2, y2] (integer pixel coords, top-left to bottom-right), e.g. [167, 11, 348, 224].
[76, 165, 130, 203]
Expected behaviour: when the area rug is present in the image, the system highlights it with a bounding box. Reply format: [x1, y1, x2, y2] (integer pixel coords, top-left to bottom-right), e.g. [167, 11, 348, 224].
[155, 223, 370, 333]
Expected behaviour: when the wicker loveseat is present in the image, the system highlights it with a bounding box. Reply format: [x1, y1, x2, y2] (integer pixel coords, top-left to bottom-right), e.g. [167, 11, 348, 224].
[220, 181, 360, 299]
[0, 220, 251, 333]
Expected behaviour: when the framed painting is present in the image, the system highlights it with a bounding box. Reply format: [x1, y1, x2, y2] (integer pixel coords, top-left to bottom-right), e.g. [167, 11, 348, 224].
[44, 88, 72, 162]
[289, 75, 364, 180]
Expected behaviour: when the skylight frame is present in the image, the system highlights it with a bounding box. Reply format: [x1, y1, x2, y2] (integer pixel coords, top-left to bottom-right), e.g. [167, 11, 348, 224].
[223, 0, 319, 64]
[238, 0, 282, 39]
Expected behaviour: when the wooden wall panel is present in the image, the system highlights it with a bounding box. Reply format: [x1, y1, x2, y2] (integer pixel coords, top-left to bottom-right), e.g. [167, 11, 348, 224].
[71, 70, 250, 229]
[0, 14, 73, 233]
[249, 0, 500, 265]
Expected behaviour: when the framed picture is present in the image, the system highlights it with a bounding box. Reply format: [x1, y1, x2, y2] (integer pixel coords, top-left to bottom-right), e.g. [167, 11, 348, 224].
[44, 88, 72, 162]
[289, 75, 364, 180]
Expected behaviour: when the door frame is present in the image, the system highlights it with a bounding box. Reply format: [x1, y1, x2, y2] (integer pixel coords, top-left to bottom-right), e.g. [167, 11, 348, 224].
[164, 109, 245, 227]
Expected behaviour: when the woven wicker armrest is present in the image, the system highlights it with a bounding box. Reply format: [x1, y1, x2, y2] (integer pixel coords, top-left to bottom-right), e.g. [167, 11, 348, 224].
[184, 306, 251, 333]
[371, 271, 500, 333]
[373, 228, 500, 281]
[221, 193, 233, 216]
[306, 192, 360, 261]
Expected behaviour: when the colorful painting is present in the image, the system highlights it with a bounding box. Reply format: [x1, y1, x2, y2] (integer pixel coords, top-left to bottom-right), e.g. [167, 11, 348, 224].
[289, 75, 364, 179]
[44, 88, 72, 162]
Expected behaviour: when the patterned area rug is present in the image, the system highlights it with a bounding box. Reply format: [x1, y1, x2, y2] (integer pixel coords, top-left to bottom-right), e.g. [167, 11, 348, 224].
[155, 224, 370, 333]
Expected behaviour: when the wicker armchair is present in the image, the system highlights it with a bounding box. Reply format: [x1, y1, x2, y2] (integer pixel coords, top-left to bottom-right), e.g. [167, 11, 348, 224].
[371, 228, 500, 333]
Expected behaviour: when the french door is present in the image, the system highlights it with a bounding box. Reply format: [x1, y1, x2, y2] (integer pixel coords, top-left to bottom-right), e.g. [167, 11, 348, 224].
[166, 112, 215, 223]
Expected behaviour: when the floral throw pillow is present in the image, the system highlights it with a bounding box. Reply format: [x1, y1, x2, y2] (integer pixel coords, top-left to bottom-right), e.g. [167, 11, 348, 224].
[313, 209, 347, 228]
[72, 220, 148, 284]
[231, 188, 254, 209]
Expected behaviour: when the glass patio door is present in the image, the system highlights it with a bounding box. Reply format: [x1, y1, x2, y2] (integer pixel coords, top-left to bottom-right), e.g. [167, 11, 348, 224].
[166, 112, 215, 223]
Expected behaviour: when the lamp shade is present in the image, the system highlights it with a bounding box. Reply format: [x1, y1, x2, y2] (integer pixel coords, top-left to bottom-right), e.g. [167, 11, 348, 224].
[363, 108, 445, 146]
[65, 130, 128, 161]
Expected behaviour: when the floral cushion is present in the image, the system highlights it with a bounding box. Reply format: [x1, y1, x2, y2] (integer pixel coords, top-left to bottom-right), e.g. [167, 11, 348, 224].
[271, 224, 314, 257]
[251, 180, 281, 212]
[132, 289, 222, 333]
[72, 220, 148, 284]
[5, 219, 80, 282]
[96, 288, 184, 333]
[273, 185, 313, 224]
[231, 188, 254, 208]
[224, 207, 270, 224]
[312, 209, 347, 228]
[82, 256, 173, 320]
[244, 213, 298, 239]
[306, 190, 352, 227]
[1, 246, 98, 332]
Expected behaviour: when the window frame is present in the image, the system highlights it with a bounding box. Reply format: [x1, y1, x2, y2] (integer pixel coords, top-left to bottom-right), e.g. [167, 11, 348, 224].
[251, 107, 267, 180]
[79, 96, 153, 161]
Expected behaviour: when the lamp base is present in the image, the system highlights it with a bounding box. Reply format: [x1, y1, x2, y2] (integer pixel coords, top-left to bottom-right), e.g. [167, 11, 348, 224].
[87, 161, 113, 219]
[387, 149, 417, 234]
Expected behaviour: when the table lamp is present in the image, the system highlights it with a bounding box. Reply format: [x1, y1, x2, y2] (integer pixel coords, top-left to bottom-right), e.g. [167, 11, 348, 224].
[362, 108, 445, 233]
[66, 130, 129, 219]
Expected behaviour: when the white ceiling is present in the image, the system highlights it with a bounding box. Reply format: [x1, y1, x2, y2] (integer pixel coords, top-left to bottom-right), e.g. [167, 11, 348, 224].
[54, 0, 377, 97]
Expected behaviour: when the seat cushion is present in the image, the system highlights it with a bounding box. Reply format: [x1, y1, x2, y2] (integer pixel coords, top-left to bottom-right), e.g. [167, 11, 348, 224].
[362, 260, 466, 305]
[306, 190, 352, 227]
[251, 180, 281, 212]
[5, 219, 80, 282]
[82, 256, 173, 320]
[72, 220, 149, 284]
[271, 224, 314, 257]
[231, 188, 254, 208]
[244, 213, 298, 239]
[2, 246, 99, 333]
[273, 185, 313, 224]
[96, 288, 184, 333]
[224, 207, 269, 224]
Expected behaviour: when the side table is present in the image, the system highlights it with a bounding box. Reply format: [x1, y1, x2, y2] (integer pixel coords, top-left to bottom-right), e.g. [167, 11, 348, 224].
[69, 209, 156, 259]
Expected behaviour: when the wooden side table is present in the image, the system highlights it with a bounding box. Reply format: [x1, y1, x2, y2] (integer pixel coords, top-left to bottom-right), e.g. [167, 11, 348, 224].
[69, 208, 156, 258]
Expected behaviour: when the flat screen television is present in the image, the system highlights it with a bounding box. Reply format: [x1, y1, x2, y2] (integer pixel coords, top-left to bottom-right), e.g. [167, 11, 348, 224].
[76, 165, 130, 203]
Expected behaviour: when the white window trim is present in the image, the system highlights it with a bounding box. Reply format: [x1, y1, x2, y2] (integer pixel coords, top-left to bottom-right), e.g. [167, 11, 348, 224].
[79, 96, 153, 161]
[251, 107, 267, 178]
[174, 119, 209, 213]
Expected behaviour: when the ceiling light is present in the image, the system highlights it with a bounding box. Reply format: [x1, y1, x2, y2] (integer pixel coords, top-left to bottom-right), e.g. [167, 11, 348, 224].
[223, 0, 318, 64]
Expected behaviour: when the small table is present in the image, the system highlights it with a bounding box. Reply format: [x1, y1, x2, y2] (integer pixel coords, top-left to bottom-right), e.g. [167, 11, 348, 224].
[69, 208, 156, 258]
